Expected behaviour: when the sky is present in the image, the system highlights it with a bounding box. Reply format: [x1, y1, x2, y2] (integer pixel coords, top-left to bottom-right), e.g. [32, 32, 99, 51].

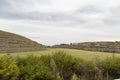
[0, 0, 120, 45]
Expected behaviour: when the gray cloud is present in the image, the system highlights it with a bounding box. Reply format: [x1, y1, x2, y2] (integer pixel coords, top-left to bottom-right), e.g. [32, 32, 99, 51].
[76, 5, 102, 14]
[0, 0, 120, 45]
[103, 6, 120, 26]
[0, 11, 86, 26]
[0, 0, 119, 27]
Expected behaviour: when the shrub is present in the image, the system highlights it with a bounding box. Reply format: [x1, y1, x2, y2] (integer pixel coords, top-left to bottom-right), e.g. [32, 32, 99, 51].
[0, 56, 20, 80]
[16, 54, 55, 80]
[53, 51, 79, 80]
[98, 57, 120, 80]
[75, 60, 97, 80]
[1, 51, 120, 80]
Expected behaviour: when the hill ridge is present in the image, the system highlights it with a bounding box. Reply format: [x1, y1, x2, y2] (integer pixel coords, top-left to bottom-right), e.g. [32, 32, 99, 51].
[52, 41, 120, 53]
[0, 30, 45, 53]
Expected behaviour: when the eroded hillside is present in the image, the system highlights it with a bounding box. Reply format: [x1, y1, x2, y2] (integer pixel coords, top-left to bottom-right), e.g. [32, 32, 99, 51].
[0, 30, 45, 53]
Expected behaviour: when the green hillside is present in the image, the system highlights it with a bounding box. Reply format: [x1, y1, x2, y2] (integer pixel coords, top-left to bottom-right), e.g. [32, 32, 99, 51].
[0, 30, 46, 53]
[2, 48, 120, 60]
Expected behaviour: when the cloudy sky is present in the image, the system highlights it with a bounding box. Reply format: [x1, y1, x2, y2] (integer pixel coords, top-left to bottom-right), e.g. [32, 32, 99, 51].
[0, 0, 120, 45]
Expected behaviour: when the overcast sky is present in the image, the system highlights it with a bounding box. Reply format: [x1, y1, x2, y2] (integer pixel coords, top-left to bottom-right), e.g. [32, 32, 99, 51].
[0, 0, 120, 45]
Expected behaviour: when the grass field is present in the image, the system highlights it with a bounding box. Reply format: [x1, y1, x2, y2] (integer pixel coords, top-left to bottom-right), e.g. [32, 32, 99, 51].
[1, 48, 120, 80]
[1, 48, 120, 60]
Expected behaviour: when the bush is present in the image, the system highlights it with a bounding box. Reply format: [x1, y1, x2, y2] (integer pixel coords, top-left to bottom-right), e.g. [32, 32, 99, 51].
[75, 60, 97, 80]
[53, 51, 79, 80]
[98, 57, 120, 79]
[1, 51, 120, 80]
[0, 56, 20, 80]
[16, 54, 55, 80]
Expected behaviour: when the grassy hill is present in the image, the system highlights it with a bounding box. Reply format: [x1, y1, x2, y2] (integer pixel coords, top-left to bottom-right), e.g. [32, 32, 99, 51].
[0, 30, 46, 53]
[2, 48, 120, 60]
[52, 42, 120, 53]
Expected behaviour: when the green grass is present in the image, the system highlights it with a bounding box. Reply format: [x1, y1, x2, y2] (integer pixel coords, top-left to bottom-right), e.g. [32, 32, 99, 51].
[1, 48, 120, 60]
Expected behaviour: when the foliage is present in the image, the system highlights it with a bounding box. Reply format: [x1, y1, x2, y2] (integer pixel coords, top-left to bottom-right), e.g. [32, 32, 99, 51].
[0, 56, 20, 80]
[17, 54, 55, 80]
[53, 51, 79, 80]
[0, 51, 120, 80]
[98, 57, 120, 79]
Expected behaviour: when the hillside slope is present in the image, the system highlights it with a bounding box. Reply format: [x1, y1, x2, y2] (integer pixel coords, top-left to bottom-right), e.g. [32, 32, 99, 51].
[52, 42, 120, 53]
[1, 48, 120, 60]
[0, 30, 45, 53]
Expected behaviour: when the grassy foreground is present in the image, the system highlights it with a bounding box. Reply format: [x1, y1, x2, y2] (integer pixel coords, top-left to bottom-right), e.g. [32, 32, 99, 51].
[0, 48, 120, 80]
[1, 48, 120, 60]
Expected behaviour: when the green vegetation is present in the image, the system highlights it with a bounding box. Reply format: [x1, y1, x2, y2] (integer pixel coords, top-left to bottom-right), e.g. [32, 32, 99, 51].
[2, 48, 120, 60]
[0, 49, 120, 80]
[0, 56, 20, 80]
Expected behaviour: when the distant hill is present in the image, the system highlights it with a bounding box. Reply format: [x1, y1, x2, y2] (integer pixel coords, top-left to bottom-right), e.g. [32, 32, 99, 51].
[52, 42, 120, 53]
[0, 30, 46, 53]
